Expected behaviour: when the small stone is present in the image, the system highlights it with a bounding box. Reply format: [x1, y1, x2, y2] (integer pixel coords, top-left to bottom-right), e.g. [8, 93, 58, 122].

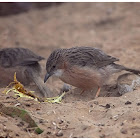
[25, 103, 31, 107]
[97, 123, 105, 126]
[6, 96, 10, 99]
[125, 101, 131, 105]
[47, 131, 51, 135]
[132, 117, 136, 120]
[93, 101, 98, 105]
[90, 104, 93, 107]
[132, 133, 135, 135]
[67, 121, 70, 124]
[58, 120, 64, 124]
[101, 124, 105, 126]
[61, 84, 71, 92]
[3, 127, 7, 132]
[17, 121, 24, 127]
[56, 131, 63, 137]
[23, 128, 27, 132]
[105, 104, 111, 108]
[16, 133, 19, 137]
[120, 122, 124, 126]
[39, 119, 44, 123]
[81, 125, 88, 130]
[120, 128, 127, 134]
[37, 112, 42, 115]
[112, 115, 119, 121]
[89, 110, 93, 113]
[137, 103, 140, 106]
[100, 134, 105, 138]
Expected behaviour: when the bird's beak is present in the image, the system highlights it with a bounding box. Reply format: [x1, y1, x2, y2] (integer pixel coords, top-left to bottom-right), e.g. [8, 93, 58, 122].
[44, 73, 52, 83]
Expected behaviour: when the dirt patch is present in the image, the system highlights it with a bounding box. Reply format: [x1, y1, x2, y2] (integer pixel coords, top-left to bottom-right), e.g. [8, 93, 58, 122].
[0, 2, 140, 138]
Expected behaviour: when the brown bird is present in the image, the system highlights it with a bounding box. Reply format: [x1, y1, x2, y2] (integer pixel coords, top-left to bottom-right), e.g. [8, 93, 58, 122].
[0, 47, 51, 97]
[44, 46, 140, 98]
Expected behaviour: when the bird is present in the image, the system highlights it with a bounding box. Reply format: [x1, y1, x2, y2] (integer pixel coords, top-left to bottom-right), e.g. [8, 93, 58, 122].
[0, 47, 51, 97]
[44, 46, 140, 98]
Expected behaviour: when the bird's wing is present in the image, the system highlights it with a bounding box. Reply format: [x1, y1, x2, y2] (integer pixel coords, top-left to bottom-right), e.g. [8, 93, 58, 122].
[0, 48, 44, 68]
[15, 58, 43, 66]
[66, 47, 119, 68]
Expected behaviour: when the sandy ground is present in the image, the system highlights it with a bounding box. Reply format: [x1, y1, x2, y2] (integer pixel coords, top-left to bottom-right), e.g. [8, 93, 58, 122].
[0, 2, 140, 138]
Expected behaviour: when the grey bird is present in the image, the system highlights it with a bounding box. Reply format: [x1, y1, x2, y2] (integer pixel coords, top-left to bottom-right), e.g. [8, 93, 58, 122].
[44, 46, 140, 98]
[0, 47, 51, 97]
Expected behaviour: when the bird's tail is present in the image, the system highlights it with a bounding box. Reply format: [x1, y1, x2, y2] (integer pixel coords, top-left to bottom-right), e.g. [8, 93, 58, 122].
[124, 67, 140, 75]
[113, 63, 140, 75]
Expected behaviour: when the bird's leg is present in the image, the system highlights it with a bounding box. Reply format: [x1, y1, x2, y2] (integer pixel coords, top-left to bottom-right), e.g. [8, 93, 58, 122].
[80, 89, 85, 95]
[95, 86, 101, 98]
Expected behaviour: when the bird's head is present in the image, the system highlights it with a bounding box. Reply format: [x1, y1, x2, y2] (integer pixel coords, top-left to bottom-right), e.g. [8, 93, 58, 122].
[44, 49, 65, 83]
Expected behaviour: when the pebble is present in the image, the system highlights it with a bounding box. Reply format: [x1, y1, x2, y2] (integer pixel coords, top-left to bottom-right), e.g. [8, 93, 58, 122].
[25, 103, 31, 107]
[17, 121, 24, 127]
[120, 122, 124, 126]
[112, 115, 119, 121]
[90, 104, 93, 107]
[100, 134, 105, 138]
[47, 131, 51, 135]
[58, 120, 64, 124]
[16, 133, 19, 137]
[93, 101, 98, 105]
[120, 128, 127, 134]
[105, 104, 111, 109]
[81, 125, 88, 130]
[56, 131, 63, 137]
[125, 101, 132, 105]
[39, 119, 44, 123]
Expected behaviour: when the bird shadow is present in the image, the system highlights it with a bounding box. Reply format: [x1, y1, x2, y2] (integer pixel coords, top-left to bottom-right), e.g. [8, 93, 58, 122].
[63, 84, 120, 103]
[63, 73, 140, 103]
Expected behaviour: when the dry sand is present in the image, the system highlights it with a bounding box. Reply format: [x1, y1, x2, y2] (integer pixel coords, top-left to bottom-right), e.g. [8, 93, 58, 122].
[0, 2, 140, 138]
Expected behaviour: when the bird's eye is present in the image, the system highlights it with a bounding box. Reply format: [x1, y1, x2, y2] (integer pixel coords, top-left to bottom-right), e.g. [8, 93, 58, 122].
[52, 65, 56, 69]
